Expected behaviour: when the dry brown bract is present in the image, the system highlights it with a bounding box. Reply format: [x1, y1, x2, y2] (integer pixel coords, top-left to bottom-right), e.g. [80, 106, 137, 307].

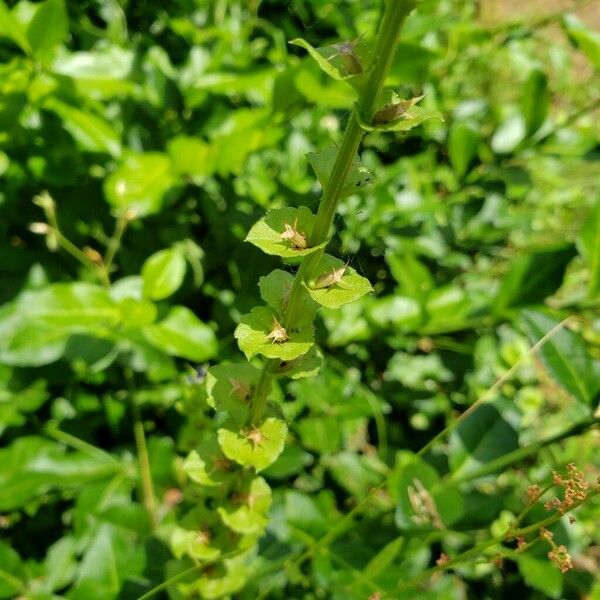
[280, 219, 308, 250]
[266, 317, 289, 344]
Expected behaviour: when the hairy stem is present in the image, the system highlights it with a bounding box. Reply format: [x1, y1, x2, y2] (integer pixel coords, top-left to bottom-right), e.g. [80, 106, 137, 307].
[248, 0, 417, 424]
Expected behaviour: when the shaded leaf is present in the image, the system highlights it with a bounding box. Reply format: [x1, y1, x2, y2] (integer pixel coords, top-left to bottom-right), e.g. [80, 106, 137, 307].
[142, 306, 217, 362]
[104, 152, 175, 217]
[522, 310, 598, 405]
[142, 247, 187, 300]
[307, 147, 373, 198]
[577, 200, 600, 297]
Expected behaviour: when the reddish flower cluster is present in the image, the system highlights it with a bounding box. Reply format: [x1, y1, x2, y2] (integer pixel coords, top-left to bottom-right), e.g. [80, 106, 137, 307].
[539, 528, 573, 573]
[527, 484, 541, 503]
[544, 464, 590, 514]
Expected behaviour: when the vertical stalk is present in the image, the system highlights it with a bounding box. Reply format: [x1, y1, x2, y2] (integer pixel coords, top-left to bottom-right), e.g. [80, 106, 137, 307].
[249, 0, 417, 424]
[132, 399, 159, 529]
[126, 370, 159, 529]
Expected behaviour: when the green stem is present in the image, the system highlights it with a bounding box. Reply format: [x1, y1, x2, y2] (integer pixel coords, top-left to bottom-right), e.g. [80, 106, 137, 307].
[448, 416, 600, 484]
[397, 489, 599, 592]
[248, 0, 417, 424]
[104, 212, 130, 275]
[126, 373, 158, 530]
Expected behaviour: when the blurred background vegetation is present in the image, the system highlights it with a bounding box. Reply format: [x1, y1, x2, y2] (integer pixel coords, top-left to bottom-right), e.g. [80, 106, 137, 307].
[0, 0, 599, 599]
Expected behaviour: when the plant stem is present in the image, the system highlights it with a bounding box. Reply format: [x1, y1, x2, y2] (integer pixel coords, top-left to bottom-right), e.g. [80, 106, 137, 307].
[248, 0, 417, 424]
[104, 212, 130, 275]
[126, 372, 158, 530]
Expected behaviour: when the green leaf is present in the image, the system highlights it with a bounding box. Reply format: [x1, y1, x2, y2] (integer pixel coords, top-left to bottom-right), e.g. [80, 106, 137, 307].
[562, 14, 600, 70]
[521, 310, 598, 405]
[45, 537, 77, 592]
[142, 247, 187, 300]
[521, 68, 549, 135]
[104, 152, 175, 217]
[259, 269, 317, 327]
[217, 417, 287, 472]
[170, 526, 221, 562]
[0, 283, 121, 366]
[0, 540, 24, 598]
[363, 537, 404, 580]
[304, 254, 372, 309]
[517, 554, 563, 598]
[142, 306, 217, 361]
[44, 97, 121, 157]
[259, 269, 293, 310]
[206, 362, 260, 426]
[271, 345, 323, 380]
[0, 1, 30, 53]
[495, 247, 575, 312]
[71, 524, 143, 600]
[167, 135, 213, 178]
[183, 451, 221, 487]
[385, 252, 434, 302]
[577, 201, 600, 297]
[448, 401, 519, 479]
[448, 120, 480, 178]
[289, 38, 366, 81]
[245, 206, 325, 258]
[297, 416, 341, 454]
[217, 476, 272, 534]
[234, 306, 314, 361]
[491, 113, 526, 154]
[359, 103, 443, 132]
[26, 0, 68, 58]
[307, 147, 373, 199]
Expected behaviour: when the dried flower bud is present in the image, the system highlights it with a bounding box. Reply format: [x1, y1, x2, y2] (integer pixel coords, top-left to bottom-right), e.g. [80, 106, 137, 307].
[83, 246, 103, 265]
[548, 545, 573, 573]
[312, 262, 348, 289]
[246, 426, 265, 449]
[229, 378, 253, 401]
[266, 317, 289, 344]
[436, 553, 450, 566]
[29, 222, 51, 234]
[280, 219, 308, 250]
[527, 484, 541, 503]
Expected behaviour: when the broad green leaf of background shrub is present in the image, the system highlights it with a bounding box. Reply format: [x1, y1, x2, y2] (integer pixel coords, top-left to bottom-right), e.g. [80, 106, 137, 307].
[448, 120, 480, 178]
[522, 310, 600, 406]
[577, 200, 600, 297]
[142, 246, 187, 300]
[43, 97, 122, 157]
[142, 306, 217, 362]
[562, 14, 600, 69]
[104, 153, 175, 217]
[448, 401, 519, 480]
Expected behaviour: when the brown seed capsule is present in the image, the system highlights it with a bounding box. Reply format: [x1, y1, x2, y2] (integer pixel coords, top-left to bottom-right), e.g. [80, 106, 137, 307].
[312, 262, 349, 289]
[372, 95, 425, 125]
[228, 378, 253, 401]
[266, 317, 289, 344]
[246, 426, 266, 449]
[280, 219, 308, 250]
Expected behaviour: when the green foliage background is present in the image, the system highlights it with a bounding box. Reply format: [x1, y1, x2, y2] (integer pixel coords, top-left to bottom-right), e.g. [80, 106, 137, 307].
[0, 0, 599, 598]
